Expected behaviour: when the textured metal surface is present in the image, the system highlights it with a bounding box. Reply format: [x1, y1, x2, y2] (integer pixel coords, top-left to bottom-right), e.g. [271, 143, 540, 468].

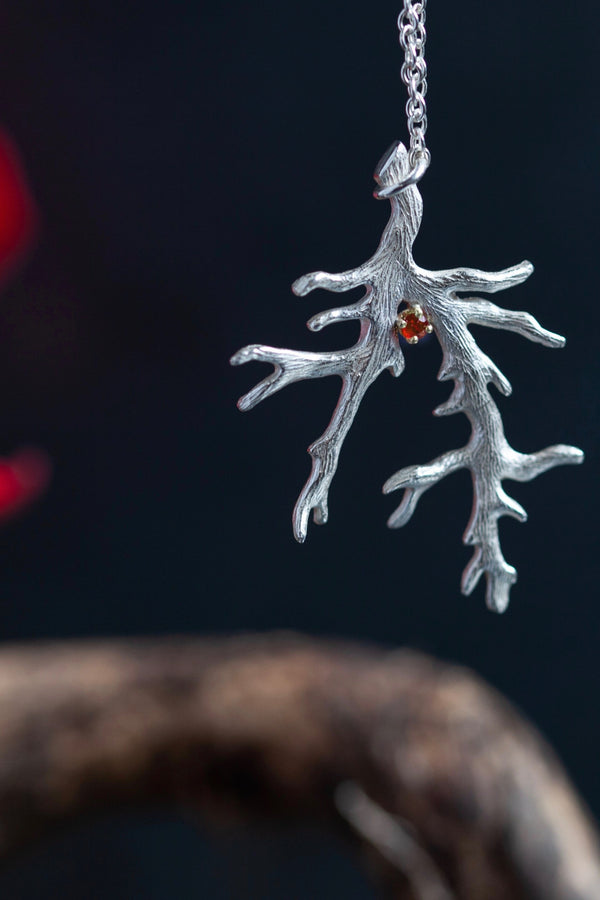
[231, 142, 583, 612]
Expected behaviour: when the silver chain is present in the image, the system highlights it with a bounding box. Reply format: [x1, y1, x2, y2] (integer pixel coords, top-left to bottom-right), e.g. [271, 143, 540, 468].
[398, 1, 430, 167]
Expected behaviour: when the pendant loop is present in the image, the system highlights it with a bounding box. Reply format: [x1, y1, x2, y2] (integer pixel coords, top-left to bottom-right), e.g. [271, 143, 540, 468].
[373, 149, 430, 200]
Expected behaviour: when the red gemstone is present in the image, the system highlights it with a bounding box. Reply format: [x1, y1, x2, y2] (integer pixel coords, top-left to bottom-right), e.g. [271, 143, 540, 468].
[397, 306, 432, 342]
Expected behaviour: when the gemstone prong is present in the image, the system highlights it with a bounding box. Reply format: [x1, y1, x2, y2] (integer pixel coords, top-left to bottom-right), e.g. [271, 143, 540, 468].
[397, 305, 432, 343]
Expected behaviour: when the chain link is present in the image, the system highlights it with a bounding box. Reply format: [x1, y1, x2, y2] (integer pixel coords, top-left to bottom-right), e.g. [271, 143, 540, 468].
[398, 1, 430, 166]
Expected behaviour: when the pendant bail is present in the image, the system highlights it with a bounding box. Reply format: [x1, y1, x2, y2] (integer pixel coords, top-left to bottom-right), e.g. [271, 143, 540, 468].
[373, 142, 430, 200]
[373, 148, 430, 200]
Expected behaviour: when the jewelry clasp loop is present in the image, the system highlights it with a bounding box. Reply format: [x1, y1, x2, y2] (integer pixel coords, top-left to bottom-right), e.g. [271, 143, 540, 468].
[373, 150, 430, 200]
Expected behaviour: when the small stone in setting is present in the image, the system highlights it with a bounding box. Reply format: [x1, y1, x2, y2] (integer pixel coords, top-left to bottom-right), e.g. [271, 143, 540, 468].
[396, 305, 433, 344]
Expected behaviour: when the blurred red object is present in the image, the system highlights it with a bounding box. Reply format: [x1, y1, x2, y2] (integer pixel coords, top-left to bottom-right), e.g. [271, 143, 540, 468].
[0, 130, 38, 283]
[0, 449, 51, 522]
[0, 132, 49, 521]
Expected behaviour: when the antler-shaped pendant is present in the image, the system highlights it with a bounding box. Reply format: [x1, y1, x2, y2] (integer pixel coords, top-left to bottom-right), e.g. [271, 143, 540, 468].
[231, 142, 583, 612]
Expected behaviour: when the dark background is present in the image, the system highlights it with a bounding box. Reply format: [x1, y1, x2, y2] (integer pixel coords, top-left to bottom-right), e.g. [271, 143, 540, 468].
[0, 0, 598, 896]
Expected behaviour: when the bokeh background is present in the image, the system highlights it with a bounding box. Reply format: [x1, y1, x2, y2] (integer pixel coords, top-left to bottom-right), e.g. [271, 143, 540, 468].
[0, 0, 598, 896]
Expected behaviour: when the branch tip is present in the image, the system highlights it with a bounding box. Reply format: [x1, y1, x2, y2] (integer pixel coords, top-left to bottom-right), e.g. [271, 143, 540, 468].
[292, 275, 311, 296]
[485, 572, 515, 614]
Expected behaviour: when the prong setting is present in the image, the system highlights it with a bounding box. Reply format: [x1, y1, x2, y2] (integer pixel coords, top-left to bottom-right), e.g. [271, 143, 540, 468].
[396, 304, 433, 344]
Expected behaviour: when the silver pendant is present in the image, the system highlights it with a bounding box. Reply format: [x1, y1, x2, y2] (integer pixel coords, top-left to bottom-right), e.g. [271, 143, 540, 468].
[231, 141, 583, 612]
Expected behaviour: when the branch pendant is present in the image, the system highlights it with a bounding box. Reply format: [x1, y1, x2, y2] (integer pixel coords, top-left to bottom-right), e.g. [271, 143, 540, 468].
[231, 142, 583, 612]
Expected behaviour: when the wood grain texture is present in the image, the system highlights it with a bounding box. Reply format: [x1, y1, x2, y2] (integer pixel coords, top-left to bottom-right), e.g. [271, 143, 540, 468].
[0, 633, 597, 899]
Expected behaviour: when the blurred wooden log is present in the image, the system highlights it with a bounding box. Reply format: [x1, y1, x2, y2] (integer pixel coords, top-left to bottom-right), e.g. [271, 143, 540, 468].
[0, 632, 597, 899]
